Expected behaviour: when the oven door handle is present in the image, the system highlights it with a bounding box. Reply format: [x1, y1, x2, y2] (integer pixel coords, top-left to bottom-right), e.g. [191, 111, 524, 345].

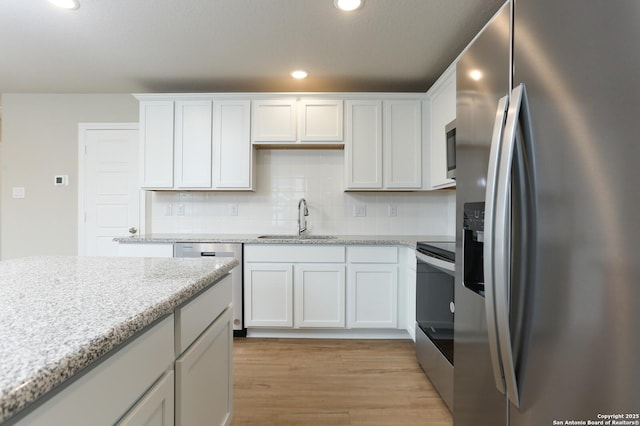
[415, 251, 455, 276]
[484, 94, 509, 396]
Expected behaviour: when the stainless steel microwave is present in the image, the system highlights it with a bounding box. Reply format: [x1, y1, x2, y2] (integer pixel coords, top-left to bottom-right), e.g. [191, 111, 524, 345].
[446, 119, 456, 179]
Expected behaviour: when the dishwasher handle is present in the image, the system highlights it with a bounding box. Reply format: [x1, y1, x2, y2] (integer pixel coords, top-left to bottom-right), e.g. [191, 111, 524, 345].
[200, 251, 234, 257]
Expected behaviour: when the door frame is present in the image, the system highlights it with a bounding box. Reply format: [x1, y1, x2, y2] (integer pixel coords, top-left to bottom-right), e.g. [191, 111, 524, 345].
[77, 123, 146, 255]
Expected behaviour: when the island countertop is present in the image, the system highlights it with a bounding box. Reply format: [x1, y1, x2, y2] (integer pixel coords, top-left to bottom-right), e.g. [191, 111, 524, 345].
[0, 255, 238, 424]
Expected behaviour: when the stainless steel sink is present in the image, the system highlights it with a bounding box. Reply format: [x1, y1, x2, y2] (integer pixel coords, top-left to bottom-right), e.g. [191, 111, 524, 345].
[257, 234, 337, 240]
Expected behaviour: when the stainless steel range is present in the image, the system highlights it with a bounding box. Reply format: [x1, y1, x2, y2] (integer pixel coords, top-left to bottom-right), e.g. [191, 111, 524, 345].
[415, 241, 455, 411]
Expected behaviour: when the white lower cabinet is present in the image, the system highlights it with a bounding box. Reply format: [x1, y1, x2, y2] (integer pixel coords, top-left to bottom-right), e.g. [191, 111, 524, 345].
[116, 371, 174, 426]
[347, 264, 398, 328]
[16, 316, 175, 426]
[244, 244, 402, 331]
[175, 308, 233, 426]
[17, 276, 233, 426]
[244, 263, 294, 327]
[347, 246, 399, 328]
[294, 264, 346, 328]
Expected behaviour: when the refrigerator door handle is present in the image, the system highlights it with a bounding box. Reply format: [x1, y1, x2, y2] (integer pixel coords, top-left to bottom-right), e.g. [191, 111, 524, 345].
[495, 83, 530, 408]
[484, 94, 509, 396]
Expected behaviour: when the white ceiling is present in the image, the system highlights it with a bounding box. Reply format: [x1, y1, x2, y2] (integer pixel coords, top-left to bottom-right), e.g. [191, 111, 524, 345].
[0, 0, 505, 94]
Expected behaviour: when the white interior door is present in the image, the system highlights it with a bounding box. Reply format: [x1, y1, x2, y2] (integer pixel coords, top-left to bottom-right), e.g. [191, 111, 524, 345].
[79, 124, 140, 256]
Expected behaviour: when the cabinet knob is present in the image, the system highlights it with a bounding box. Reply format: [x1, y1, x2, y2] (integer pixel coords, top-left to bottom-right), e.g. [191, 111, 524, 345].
[129, 227, 138, 235]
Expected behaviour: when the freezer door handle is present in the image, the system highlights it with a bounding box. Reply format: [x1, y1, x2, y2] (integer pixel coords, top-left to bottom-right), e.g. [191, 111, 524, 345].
[493, 84, 536, 407]
[484, 94, 509, 396]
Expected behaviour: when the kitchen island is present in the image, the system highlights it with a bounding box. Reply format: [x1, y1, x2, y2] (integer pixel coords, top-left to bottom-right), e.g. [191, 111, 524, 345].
[0, 255, 238, 425]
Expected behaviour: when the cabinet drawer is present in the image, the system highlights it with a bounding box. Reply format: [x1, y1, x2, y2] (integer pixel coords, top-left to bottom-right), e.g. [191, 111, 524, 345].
[175, 274, 232, 355]
[347, 246, 398, 263]
[244, 245, 345, 263]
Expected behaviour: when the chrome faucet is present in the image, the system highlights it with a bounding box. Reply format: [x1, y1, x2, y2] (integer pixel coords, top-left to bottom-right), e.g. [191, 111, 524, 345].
[297, 198, 309, 235]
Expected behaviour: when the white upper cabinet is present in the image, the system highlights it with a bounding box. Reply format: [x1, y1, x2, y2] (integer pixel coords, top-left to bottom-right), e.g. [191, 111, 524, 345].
[427, 67, 456, 189]
[251, 99, 297, 143]
[298, 99, 344, 142]
[252, 98, 343, 147]
[174, 100, 213, 189]
[140, 101, 174, 189]
[383, 100, 422, 189]
[136, 96, 253, 191]
[344, 99, 422, 190]
[213, 100, 253, 189]
[344, 100, 383, 189]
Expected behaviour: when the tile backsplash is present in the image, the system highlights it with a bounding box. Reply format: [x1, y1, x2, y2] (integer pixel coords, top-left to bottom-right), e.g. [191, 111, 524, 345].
[150, 150, 455, 236]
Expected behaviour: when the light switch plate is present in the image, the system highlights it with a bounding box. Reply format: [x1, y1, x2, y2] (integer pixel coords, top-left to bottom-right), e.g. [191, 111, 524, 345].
[353, 205, 366, 217]
[12, 187, 25, 199]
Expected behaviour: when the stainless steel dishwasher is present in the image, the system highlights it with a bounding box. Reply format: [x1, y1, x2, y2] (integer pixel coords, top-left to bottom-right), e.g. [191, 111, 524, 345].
[174, 243, 244, 336]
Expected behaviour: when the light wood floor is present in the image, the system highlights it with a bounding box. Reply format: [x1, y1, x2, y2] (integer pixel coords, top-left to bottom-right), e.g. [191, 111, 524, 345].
[230, 338, 453, 426]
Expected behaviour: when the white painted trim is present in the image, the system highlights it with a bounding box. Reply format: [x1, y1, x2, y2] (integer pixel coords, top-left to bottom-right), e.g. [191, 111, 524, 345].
[77, 123, 141, 256]
[133, 92, 429, 102]
[245, 328, 410, 340]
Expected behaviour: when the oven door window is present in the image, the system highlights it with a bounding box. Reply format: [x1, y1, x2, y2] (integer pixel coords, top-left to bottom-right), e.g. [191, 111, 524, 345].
[416, 260, 454, 364]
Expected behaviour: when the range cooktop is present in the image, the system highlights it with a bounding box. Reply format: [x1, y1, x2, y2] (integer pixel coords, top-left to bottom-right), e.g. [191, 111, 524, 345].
[416, 241, 455, 263]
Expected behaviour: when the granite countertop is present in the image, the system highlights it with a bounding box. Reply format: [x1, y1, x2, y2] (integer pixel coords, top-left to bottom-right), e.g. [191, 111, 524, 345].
[114, 233, 455, 247]
[0, 255, 238, 424]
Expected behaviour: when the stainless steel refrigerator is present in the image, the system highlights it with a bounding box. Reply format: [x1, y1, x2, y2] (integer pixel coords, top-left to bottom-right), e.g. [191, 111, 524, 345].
[454, 1, 640, 425]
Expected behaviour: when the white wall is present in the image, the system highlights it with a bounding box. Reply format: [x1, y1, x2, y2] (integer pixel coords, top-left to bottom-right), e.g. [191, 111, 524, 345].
[151, 149, 456, 236]
[0, 94, 455, 260]
[0, 94, 139, 259]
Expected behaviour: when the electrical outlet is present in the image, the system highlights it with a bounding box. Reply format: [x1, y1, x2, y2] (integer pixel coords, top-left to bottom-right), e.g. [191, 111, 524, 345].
[164, 204, 173, 216]
[353, 205, 367, 217]
[229, 204, 238, 216]
[388, 204, 398, 217]
[176, 204, 185, 216]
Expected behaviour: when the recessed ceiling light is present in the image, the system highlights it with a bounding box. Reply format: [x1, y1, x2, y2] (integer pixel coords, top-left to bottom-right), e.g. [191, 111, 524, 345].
[469, 70, 483, 81]
[334, 0, 363, 12]
[48, 0, 80, 10]
[290, 70, 308, 80]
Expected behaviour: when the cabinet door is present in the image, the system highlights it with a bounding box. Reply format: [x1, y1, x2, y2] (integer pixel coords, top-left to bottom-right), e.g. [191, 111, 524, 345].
[116, 371, 174, 426]
[244, 263, 293, 327]
[347, 264, 398, 328]
[344, 100, 383, 189]
[429, 69, 456, 189]
[251, 100, 297, 143]
[140, 101, 174, 189]
[298, 99, 343, 142]
[174, 100, 213, 189]
[213, 100, 252, 189]
[294, 264, 345, 328]
[383, 100, 422, 189]
[175, 308, 233, 426]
